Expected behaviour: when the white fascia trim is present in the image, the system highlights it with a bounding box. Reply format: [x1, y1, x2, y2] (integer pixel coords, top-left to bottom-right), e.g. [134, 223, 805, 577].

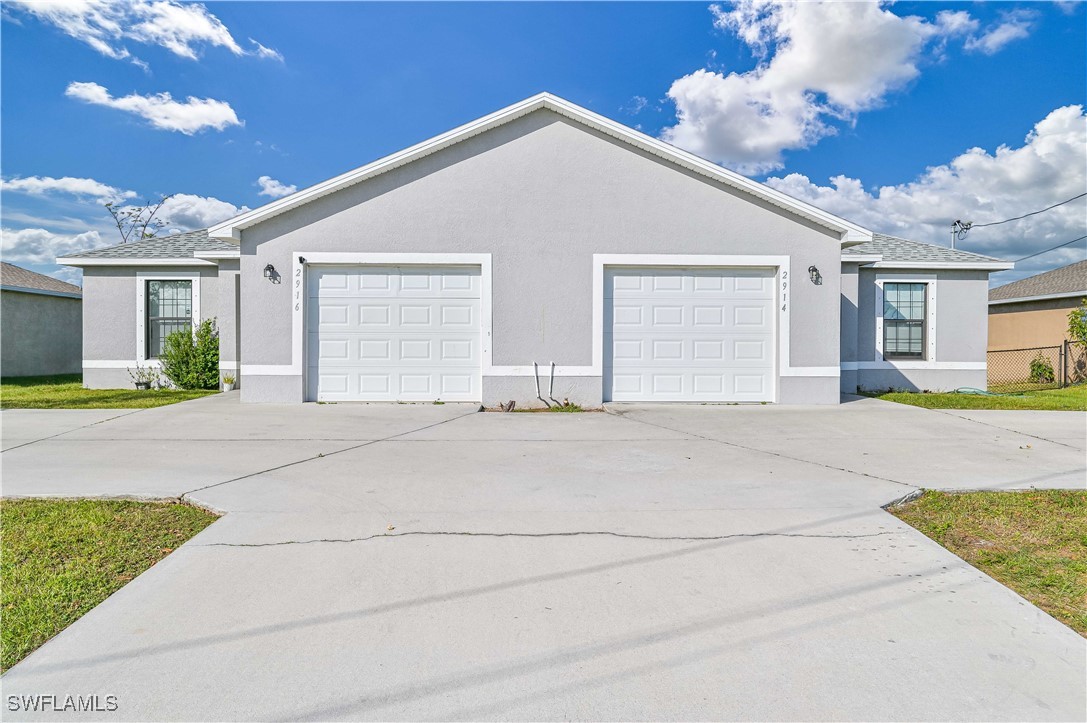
[209, 93, 871, 245]
[58, 257, 217, 267]
[841, 254, 883, 264]
[1, 284, 82, 299]
[194, 250, 240, 260]
[842, 361, 986, 371]
[283, 253, 493, 380]
[863, 261, 1013, 270]
[135, 271, 201, 363]
[592, 254, 821, 404]
[989, 290, 1087, 306]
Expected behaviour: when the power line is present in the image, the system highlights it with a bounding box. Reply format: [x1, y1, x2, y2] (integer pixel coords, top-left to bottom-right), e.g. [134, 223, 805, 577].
[1015, 235, 1087, 263]
[971, 192, 1087, 229]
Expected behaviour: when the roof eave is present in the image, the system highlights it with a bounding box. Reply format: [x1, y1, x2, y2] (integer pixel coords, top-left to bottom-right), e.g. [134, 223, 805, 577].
[861, 260, 1013, 271]
[0, 284, 82, 299]
[57, 257, 218, 267]
[989, 290, 1087, 305]
[209, 93, 872, 246]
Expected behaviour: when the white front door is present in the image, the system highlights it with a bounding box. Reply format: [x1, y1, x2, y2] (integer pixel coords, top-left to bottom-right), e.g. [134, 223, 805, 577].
[307, 265, 481, 402]
[604, 267, 777, 402]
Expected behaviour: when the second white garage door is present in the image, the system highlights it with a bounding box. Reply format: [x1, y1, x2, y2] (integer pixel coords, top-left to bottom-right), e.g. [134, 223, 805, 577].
[307, 266, 481, 402]
[604, 267, 777, 402]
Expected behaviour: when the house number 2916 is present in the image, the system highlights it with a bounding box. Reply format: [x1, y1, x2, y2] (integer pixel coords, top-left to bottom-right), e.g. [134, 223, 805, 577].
[781, 270, 788, 311]
[295, 268, 302, 311]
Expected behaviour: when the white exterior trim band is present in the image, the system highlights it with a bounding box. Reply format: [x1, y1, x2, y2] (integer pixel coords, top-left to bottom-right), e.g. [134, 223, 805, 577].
[58, 257, 217, 267]
[842, 361, 986, 371]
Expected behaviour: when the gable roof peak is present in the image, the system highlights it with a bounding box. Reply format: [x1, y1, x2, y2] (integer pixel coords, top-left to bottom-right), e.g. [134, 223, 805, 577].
[209, 92, 872, 245]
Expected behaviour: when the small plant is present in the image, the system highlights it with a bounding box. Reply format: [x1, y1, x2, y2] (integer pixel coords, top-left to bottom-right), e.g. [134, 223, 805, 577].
[548, 400, 583, 412]
[127, 364, 160, 390]
[159, 318, 220, 390]
[1068, 298, 1087, 344]
[221, 373, 236, 392]
[1029, 353, 1056, 384]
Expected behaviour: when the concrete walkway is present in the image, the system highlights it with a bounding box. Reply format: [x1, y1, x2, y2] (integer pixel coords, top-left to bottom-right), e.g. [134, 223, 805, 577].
[1, 395, 1084, 720]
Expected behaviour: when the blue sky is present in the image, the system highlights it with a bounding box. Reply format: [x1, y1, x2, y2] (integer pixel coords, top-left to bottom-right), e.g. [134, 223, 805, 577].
[2, 1, 1085, 286]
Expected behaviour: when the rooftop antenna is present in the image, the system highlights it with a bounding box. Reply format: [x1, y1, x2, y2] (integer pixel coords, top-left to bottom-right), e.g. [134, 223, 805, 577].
[951, 219, 972, 250]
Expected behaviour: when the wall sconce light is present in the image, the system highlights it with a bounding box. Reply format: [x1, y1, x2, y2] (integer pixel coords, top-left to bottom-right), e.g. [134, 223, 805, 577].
[263, 264, 276, 279]
[808, 265, 822, 285]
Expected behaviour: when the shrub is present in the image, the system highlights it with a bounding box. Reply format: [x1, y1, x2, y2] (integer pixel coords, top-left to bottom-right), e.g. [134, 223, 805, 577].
[1028, 352, 1055, 384]
[159, 318, 220, 390]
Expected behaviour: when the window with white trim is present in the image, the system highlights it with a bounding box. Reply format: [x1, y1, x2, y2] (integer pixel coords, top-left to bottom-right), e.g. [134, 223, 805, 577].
[146, 280, 192, 358]
[883, 282, 926, 360]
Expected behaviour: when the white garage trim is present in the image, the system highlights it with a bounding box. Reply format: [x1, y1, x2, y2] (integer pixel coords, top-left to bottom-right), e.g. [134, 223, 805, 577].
[283, 253, 491, 399]
[593, 254, 801, 377]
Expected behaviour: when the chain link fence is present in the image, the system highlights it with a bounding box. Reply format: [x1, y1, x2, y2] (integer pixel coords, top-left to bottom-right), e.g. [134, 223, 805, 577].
[987, 341, 1087, 392]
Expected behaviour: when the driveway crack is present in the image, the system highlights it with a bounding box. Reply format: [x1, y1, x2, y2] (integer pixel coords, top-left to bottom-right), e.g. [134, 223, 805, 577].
[1, 408, 146, 452]
[180, 408, 481, 500]
[606, 408, 918, 489]
[193, 529, 902, 548]
[927, 408, 1084, 450]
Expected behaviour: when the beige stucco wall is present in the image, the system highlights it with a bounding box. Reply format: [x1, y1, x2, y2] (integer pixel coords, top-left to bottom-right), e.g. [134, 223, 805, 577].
[988, 297, 1081, 351]
[1, 290, 82, 376]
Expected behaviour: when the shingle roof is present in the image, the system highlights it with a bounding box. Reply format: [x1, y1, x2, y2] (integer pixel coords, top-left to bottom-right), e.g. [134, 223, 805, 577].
[842, 233, 1004, 264]
[67, 229, 237, 259]
[0, 262, 82, 295]
[989, 259, 1087, 302]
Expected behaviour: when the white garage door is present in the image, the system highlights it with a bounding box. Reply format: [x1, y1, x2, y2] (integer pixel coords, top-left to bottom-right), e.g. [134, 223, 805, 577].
[307, 266, 481, 402]
[604, 267, 776, 402]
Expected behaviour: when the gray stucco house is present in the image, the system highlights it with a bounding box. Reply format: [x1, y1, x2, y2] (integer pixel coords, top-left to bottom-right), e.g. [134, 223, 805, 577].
[1, 262, 83, 377]
[59, 94, 1011, 405]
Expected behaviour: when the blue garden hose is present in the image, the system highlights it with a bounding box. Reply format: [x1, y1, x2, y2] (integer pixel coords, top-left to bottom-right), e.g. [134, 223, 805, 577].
[954, 387, 1026, 397]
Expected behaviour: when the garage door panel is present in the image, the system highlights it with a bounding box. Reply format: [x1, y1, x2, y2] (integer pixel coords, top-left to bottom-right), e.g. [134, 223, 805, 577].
[307, 333, 479, 367]
[607, 269, 775, 300]
[605, 301, 774, 333]
[308, 266, 480, 402]
[605, 267, 776, 402]
[308, 368, 480, 402]
[309, 300, 478, 333]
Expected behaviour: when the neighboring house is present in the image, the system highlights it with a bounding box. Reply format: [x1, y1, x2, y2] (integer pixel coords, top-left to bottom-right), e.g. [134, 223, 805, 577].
[58, 93, 1011, 405]
[988, 260, 1087, 351]
[1, 262, 83, 377]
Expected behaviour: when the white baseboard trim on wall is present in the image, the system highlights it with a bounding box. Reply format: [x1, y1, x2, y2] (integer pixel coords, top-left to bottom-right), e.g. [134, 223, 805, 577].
[779, 366, 840, 377]
[841, 361, 986, 371]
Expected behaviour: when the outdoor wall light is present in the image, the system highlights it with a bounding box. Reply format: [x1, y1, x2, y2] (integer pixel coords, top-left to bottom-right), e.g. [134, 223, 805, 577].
[808, 265, 822, 285]
[263, 264, 276, 279]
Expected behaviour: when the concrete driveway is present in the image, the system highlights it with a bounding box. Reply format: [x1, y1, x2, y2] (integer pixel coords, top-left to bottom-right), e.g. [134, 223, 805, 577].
[1, 394, 1085, 721]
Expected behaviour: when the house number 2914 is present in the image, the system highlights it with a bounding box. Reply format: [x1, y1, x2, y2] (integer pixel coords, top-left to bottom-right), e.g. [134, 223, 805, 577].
[295, 268, 302, 311]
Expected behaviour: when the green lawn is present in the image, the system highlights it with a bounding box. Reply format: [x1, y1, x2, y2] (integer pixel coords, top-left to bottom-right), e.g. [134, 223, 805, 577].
[0, 499, 218, 671]
[0, 374, 217, 409]
[891, 490, 1087, 636]
[869, 385, 1087, 411]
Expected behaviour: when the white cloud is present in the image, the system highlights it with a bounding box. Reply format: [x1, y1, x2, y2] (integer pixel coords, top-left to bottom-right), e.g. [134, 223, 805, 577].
[156, 193, 248, 231]
[256, 175, 296, 198]
[4, 0, 281, 66]
[250, 38, 283, 62]
[965, 10, 1035, 55]
[765, 105, 1087, 280]
[0, 227, 104, 264]
[661, 1, 983, 174]
[0, 175, 135, 203]
[65, 81, 242, 134]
